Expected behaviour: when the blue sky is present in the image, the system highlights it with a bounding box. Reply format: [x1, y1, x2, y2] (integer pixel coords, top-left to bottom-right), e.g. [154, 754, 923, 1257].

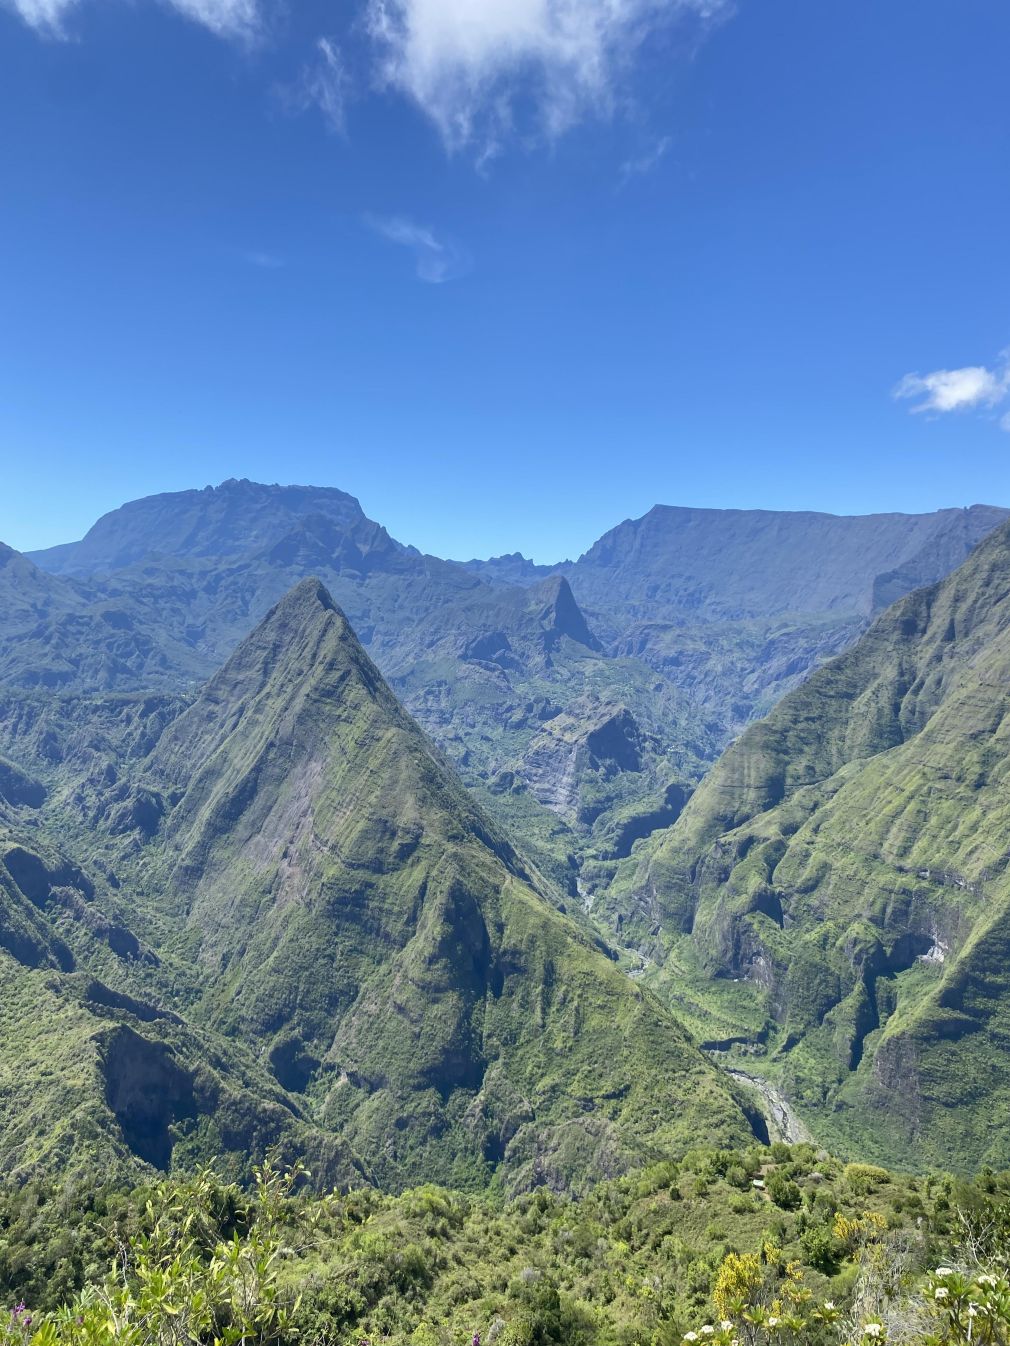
[1, 0, 1009, 562]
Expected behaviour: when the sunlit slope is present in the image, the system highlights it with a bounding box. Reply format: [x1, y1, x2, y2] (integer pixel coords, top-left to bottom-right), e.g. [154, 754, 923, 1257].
[0, 790, 365, 1187]
[625, 518, 1010, 1168]
[146, 579, 754, 1191]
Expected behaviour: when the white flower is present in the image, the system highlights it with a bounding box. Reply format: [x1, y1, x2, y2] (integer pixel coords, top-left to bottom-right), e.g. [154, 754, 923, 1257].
[935, 1267, 955, 1278]
[968, 1305, 979, 1318]
[701, 1328, 715, 1337]
[766, 1317, 779, 1328]
[863, 1324, 883, 1339]
[720, 1322, 733, 1332]
[978, 1275, 998, 1288]
[683, 1334, 699, 1342]
[935, 1288, 949, 1300]
[824, 1302, 836, 1311]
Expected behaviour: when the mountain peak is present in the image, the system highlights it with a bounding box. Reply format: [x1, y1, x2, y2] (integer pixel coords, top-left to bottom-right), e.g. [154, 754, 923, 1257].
[138, 578, 751, 1189]
[271, 574, 341, 618]
[26, 480, 368, 577]
[533, 574, 602, 652]
[150, 576, 387, 797]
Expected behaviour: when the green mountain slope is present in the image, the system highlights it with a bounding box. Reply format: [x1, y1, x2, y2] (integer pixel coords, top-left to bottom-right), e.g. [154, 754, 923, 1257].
[0, 578, 756, 1191]
[0, 544, 205, 692]
[18, 486, 704, 891]
[619, 517, 1010, 1169]
[131, 578, 753, 1192]
[19, 484, 1006, 915]
[0, 796, 365, 1187]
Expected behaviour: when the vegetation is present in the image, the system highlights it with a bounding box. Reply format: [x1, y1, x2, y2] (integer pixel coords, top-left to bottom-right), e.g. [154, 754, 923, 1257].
[0, 579, 753, 1191]
[7, 1148, 1010, 1346]
[6, 486, 1010, 1298]
[609, 516, 1010, 1172]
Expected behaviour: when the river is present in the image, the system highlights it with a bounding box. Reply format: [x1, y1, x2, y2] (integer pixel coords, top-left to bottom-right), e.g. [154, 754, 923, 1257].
[725, 1068, 812, 1145]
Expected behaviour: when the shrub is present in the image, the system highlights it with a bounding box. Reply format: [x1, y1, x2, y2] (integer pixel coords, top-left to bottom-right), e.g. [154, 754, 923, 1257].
[767, 1173, 803, 1211]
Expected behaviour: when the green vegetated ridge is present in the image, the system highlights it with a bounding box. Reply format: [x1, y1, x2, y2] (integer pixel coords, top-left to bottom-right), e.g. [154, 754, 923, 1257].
[2, 483, 1010, 1194]
[12, 483, 1006, 908]
[611, 516, 1010, 1171]
[1, 1143, 1008, 1346]
[0, 579, 753, 1191]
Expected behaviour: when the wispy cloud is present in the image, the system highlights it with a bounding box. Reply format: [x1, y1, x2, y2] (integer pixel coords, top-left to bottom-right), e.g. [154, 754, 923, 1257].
[287, 36, 348, 133]
[619, 134, 671, 183]
[4, 0, 258, 39]
[366, 0, 729, 154]
[165, 0, 257, 39]
[3, 0, 78, 35]
[241, 249, 285, 269]
[7, 0, 726, 164]
[367, 215, 471, 283]
[893, 351, 1010, 423]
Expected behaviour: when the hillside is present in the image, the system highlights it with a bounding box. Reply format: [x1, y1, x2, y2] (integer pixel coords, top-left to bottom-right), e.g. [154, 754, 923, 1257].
[0, 1140, 974, 1344]
[7, 483, 1010, 1182]
[0, 579, 755, 1192]
[0, 796, 364, 1187]
[134, 579, 753, 1191]
[17, 485, 712, 894]
[617, 517, 1010, 1170]
[14, 483, 1006, 916]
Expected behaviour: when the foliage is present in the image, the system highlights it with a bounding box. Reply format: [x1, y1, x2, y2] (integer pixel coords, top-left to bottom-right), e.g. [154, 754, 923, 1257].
[628, 516, 1010, 1174]
[7, 1144, 1008, 1346]
[0, 1162, 300, 1346]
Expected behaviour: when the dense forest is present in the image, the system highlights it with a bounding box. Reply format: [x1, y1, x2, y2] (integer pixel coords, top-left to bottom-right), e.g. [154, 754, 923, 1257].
[4, 1146, 1010, 1346]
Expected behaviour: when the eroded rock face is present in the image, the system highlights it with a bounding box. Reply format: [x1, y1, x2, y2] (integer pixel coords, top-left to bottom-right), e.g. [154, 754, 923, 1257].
[523, 705, 645, 817]
[584, 709, 643, 773]
[100, 1026, 197, 1169]
[268, 1035, 321, 1094]
[0, 758, 46, 809]
[2, 846, 93, 908]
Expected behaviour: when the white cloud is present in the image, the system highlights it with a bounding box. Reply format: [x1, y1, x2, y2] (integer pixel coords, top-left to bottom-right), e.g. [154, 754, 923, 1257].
[367, 215, 471, 283]
[4, 0, 77, 35]
[292, 37, 348, 132]
[894, 353, 1010, 416]
[4, 0, 257, 39]
[367, 0, 728, 152]
[619, 134, 671, 182]
[166, 0, 257, 38]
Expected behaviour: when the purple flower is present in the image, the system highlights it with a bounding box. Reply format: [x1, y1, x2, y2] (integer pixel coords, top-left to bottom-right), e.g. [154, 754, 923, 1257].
[473, 1335, 481, 1346]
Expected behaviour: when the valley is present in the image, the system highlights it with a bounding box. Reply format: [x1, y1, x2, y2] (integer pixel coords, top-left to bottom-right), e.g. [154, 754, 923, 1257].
[0, 480, 1008, 1189]
[4, 480, 1010, 1346]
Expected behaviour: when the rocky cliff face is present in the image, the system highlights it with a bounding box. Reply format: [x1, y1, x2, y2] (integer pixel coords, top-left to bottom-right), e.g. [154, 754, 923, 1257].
[617, 518, 1010, 1170]
[8, 486, 1007, 922]
[136, 579, 754, 1191]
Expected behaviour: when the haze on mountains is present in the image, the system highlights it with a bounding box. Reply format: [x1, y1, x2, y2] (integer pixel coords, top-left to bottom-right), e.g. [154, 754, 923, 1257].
[2, 479, 1010, 1185]
[8, 481, 1006, 900]
[0, 565, 751, 1190]
[618, 515, 1010, 1172]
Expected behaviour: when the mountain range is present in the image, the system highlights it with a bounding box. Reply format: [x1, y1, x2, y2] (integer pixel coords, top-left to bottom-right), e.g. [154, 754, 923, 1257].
[0, 570, 752, 1192]
[613, 515, 1010, 1170]
[1, 479, 1009, 1185]
[8, 483, 1006, 903]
